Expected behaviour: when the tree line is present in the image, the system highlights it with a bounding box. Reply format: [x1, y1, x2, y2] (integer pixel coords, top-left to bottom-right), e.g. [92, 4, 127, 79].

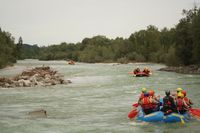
[0, 28, 17, 68]
[38, 7, 200, 66]
[0, 7, 200, 68]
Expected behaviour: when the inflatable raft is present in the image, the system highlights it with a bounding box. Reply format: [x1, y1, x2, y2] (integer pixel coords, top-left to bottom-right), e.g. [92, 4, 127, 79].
[137, 108, 190, 123]
[135, 72, 150, 77]
[128, 72, 150, 77]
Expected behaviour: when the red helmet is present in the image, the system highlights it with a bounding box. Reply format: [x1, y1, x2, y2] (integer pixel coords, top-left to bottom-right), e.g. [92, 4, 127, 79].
[182, 90, 186, 96]
[149, 90, 155, 96]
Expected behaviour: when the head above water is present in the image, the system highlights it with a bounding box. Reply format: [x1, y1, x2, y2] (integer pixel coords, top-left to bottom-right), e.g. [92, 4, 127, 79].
[165, 90, 170, 96]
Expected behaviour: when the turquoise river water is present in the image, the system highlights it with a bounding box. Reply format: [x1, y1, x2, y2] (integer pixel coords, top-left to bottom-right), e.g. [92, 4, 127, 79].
[0, 60, 200, 133]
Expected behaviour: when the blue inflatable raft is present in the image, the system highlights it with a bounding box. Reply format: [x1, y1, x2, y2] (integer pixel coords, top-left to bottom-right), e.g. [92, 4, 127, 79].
[137, 108, 190, 123]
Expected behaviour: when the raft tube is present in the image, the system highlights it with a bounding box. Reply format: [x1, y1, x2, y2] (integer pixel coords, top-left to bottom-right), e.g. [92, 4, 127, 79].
[135, 72, 150, 77]
[137, 109, 190, 123]
[128, 72, 150, 77]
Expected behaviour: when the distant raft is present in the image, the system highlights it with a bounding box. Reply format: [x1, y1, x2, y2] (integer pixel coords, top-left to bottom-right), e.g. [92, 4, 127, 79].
[128, 72, 150, 77]
[68, 60, 75, 65]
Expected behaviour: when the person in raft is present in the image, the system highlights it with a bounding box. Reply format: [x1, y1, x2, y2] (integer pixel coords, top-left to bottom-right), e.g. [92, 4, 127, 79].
[133, 67, 141, 74]
[176, 92, 190, 114]
[138, 88, 147, 104]
[161, 90, 177, 115]
[182, 90, 193, 108]
[172, 88, 183, 98]
[148, 90, 160, 111]
[138, 89, 158, 115]
[143, 67, 150, 75]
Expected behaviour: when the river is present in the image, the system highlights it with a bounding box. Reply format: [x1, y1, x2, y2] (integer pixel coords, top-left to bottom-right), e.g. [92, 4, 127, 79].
[0, 60, 200, 133]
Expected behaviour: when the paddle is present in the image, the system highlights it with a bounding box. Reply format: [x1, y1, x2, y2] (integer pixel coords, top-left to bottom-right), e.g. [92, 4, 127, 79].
[191, 108, 200, 112]
[128, 109, 138, 119]
[189, 108, 200, 118]
[132, 103, 139, 108]
[128, 72, 135, 74]
[128, 103, 140, 119]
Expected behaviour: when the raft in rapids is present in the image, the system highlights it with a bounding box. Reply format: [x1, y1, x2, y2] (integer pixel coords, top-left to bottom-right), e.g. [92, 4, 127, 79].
[137, 109, 190, 123]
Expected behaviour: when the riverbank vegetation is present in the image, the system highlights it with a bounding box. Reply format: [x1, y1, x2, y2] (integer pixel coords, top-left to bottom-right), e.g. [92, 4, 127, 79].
[0, 7, 200, 68]
[0, 28, 17, 68]
[38, 6, 200, 67]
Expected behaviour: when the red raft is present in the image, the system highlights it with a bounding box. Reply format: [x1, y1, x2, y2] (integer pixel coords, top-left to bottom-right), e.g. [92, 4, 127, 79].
[128, 72, 150, 77]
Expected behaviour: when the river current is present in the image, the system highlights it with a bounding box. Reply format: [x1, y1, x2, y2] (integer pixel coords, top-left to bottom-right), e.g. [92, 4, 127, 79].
[0, 60, 200, 133]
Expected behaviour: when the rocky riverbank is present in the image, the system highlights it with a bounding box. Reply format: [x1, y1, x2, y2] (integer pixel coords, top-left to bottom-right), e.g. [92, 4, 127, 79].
[0, 66, 71, 88]
[159, 65, 200, 74]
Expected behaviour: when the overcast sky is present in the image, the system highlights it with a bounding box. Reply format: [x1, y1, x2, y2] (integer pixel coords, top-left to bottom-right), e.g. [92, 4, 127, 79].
[0, 0, 198, 46]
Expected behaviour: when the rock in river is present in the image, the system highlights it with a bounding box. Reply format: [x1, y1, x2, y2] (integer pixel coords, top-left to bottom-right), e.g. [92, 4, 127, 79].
[0, 66, 71, 88]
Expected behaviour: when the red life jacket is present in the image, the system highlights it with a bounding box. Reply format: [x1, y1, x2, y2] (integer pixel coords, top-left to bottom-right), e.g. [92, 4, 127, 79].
[141, 97, 151, 109]
[177, 98, 184, 111]
[140, 93, 144, 99]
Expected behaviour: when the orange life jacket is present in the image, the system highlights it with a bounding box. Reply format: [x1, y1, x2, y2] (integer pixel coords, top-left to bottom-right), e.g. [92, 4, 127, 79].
[141, 97, 151, 109]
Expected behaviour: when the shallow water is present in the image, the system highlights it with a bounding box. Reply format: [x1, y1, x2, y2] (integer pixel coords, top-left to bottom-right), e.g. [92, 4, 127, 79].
[0, 60, 200, 133]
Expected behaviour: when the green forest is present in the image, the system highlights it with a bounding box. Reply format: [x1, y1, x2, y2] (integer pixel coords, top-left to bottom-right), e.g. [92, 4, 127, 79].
[0, 28, 16, 68]
[0, 7, 200, 68]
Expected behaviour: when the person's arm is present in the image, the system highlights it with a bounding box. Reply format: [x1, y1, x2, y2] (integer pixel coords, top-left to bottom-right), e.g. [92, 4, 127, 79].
[138, 96, 142, 104]
[154, 96, 160, 103]
[183, 99, 190, 110]
[189, 99, 193, 105]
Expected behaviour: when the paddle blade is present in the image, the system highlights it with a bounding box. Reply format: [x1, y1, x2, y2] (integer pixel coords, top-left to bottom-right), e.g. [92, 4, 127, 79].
[128, 109, 138, 119]
[132, 103, 139, 107]
[128, 72, 134, 74]
[191, 108, 200, 113]
[190, 108, 200, 118]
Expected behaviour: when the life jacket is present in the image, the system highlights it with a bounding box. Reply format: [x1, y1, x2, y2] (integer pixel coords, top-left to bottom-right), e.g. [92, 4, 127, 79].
[177, 98, 184, 111]
[141, 97, 151, 109]
[140, 93, 144, 99]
